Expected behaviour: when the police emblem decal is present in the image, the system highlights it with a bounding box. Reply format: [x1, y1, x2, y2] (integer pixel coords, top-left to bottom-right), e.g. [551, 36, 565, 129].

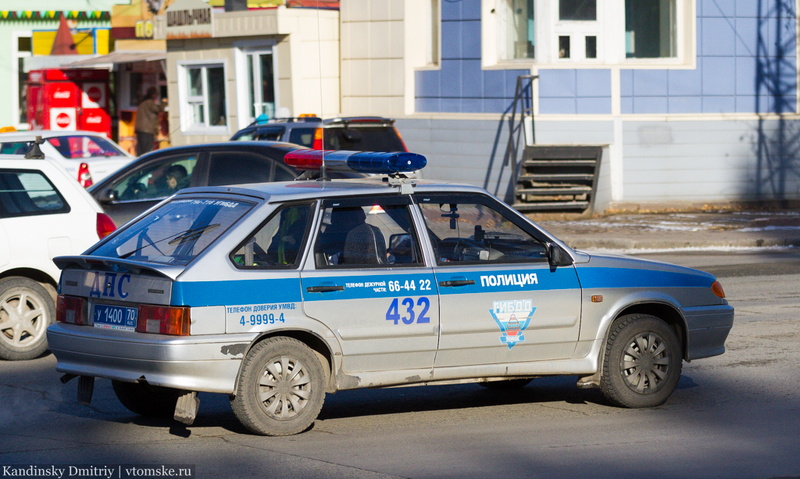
[489, 300, 536, 349]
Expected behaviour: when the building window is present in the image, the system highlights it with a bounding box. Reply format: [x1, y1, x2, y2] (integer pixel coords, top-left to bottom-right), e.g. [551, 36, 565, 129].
[486, 0, 690, 67]
[499, 0, 535, 60]
[183, 64, 226, 130]
[625, 0, 676, 58]
[246, 51, 275, 120]
[559, 0, 596, 21]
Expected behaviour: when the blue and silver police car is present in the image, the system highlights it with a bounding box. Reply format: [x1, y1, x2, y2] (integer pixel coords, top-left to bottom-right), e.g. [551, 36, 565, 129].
[47, 150, 734, 436]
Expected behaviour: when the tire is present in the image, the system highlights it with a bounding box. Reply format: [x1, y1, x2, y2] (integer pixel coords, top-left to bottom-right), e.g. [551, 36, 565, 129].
[479, 378, 532, 390]
[112, 380, 182, 417]
[600, 314, 682, 408]
[231, 337, 326, 436]
[0, 277, 55, 360]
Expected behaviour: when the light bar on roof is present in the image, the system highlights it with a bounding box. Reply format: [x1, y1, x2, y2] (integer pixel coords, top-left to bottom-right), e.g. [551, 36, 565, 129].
[284, 150, 426, 174]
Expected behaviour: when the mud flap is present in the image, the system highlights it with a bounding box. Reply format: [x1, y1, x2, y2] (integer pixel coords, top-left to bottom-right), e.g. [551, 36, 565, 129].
[174, 391, 200, 425]
[77, 376, 94, 405]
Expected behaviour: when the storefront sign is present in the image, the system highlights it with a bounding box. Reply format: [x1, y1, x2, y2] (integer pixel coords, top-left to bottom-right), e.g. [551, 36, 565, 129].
[165, 0, 213, 39]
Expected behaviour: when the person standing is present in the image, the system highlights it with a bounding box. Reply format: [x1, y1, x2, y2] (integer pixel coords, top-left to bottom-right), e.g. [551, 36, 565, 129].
[135, 87, 166, 156]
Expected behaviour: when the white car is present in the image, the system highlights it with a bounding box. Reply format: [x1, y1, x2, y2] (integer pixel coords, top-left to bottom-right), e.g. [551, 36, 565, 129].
[0, 130, 134, 187]
[0, 151, 116, 360]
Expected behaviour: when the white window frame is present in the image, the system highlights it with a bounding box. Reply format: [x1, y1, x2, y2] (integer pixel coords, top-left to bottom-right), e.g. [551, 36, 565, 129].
[177, 60, 229, 134]
[12, 31, 32, 129]
[424, 0, 441, 66]
[234, 41, 279, 129]
[482, 0, 695, 69]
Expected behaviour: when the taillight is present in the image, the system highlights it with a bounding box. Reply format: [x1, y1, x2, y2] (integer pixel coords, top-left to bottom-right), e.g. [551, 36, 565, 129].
[78, 162, 93, 187]
[57, 295, 87, 325]
[394, 127, 408, 152]
[96, 213, 116, 239]
[311, 127, 324, 149]
[711, 280, 726, 299]
[136, 305, 191, 335]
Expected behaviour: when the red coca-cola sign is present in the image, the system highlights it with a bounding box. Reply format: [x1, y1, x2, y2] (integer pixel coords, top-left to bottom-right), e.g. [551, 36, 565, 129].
[55, 112, 72, 128]
[87, 86, 103, 103]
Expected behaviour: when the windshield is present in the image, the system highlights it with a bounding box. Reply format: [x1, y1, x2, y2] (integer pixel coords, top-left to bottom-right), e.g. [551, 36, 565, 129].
[46, 135, 127, 159]
[91, 197, 254, 265]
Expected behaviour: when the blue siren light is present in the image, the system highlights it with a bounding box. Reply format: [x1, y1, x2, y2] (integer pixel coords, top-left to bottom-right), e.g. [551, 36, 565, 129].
[284, 150, 427, 174]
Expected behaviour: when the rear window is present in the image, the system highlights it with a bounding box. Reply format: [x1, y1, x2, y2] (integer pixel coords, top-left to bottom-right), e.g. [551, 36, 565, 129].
[0, 169, 70, 218]
[91, 197, 253, 265]
[46, 135, 126, 159]
[323, 126, 405, 152]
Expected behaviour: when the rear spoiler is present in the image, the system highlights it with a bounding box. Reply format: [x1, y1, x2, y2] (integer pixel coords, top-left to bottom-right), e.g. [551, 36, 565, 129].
[53, 255, 185, 281]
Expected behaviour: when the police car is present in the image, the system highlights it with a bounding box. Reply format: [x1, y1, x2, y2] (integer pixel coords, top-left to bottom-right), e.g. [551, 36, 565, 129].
[47, 151, 734, 436]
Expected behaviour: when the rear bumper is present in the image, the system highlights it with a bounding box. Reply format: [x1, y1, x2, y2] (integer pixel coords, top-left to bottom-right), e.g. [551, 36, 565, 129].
[683, 304, 735, 361]
[47, 323, 257, 394]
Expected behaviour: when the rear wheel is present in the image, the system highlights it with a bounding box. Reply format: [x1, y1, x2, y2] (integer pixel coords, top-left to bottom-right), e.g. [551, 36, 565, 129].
[231, 337, 326, 436]
[112, 380, 182, 417]
[0, 277, 54, 360]
[600, 314, 682, 408]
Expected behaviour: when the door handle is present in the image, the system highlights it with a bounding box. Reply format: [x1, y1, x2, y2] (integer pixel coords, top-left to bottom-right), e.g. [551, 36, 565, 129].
[439, 279, 475, 287]
[306, 285, 345, 293]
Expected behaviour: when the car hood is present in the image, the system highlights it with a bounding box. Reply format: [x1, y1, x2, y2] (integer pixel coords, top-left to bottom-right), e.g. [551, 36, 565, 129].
[573, 250, 717, 288]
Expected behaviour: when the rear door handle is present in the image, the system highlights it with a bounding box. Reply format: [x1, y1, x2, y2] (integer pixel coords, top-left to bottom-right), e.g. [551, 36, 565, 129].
[306, 285, 345, 293]
[439, 279, 475, 287]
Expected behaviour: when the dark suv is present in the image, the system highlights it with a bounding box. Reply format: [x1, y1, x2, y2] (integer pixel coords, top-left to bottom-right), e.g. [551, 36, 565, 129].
[230, 116, 407, 152]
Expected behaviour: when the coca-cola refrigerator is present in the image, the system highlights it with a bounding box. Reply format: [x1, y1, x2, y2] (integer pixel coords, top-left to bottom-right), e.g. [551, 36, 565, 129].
[26, 69, 112, 137]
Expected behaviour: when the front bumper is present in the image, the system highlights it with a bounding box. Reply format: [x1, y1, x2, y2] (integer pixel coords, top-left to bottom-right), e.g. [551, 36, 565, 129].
[47, 323, 258, 394]
[683, 304, 735, 361]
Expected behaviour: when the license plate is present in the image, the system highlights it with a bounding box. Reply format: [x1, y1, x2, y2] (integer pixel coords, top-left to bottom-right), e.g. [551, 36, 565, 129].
[93, 304, 138, 331]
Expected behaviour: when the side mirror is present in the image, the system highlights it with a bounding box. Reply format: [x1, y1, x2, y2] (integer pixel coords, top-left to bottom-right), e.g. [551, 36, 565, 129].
[546, 242, 572, 268]
[96, 189, 117, 204]
[387, 233, 414, 264]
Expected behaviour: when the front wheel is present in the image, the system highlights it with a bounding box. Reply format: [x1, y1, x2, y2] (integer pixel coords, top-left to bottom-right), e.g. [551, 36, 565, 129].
[231, 337, 326, 436]
[600, 314, 682, 408]
[0, 277, 55, 360]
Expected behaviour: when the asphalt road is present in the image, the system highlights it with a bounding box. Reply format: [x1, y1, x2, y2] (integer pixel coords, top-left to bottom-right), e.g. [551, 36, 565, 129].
[1, 251, 798, 479]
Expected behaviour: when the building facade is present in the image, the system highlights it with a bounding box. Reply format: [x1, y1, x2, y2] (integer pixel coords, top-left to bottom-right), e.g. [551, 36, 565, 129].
[340, 0, 800, 211]
[0, 0, 126, 130]
[156, 1, 340, 146]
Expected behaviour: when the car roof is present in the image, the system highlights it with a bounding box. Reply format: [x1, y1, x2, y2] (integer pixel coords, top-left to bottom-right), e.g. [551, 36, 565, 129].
[241, 116, 395, 129]
[171, 178, 488, 204]
[138, 140, 306, 156]
[0, 130, 111, 140]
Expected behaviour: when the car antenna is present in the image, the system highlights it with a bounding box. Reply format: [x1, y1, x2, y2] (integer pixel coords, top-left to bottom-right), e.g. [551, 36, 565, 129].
[314, 6, 329, 182]
[25, 136, 46, 159]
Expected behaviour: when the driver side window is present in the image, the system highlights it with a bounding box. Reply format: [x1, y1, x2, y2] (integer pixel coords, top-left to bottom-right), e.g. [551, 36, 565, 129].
[417, 195, 547, 265]
[111, 154, 197, 201]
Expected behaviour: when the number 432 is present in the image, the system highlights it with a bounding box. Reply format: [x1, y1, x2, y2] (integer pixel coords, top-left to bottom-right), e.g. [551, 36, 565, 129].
[386, 297, 431, 325]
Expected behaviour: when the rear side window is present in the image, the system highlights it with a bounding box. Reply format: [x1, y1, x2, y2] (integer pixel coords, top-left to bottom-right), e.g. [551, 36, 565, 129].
[208, 151, 273, 186]
[231, 202, 313, 269]
[253, 126, 284, 141]
[323, 126, 405, 152]
[287, 128, 316, 147]
[0, 142, 30, 155]
[0, 169, 69, 218]
[91, 197, 253, 265]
